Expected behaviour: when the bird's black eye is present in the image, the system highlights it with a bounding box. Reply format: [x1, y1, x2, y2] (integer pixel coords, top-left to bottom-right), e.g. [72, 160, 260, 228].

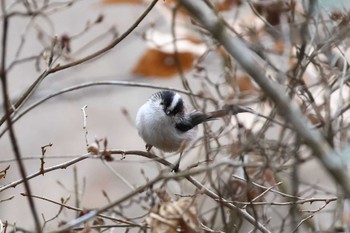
[158, 90, 184, 116]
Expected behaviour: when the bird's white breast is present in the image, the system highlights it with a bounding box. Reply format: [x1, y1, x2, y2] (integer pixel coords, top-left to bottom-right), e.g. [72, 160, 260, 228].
[136, 100, 197, 152]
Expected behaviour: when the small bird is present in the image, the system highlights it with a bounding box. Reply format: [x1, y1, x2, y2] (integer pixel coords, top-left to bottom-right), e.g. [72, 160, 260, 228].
[136, 91, 252, 170]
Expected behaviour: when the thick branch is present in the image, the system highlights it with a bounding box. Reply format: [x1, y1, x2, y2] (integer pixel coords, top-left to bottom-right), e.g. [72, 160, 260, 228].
[178, 0, 350, 197]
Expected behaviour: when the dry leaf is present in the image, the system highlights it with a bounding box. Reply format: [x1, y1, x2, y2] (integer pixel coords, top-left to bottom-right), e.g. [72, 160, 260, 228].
[134, 29, 206, 78]
[215, 0, 241, 11]
[307, 113, 324, 126]
[0, 165, 10, 180]
[263, 169, 277, 186]
[236, 75, 259, 93]
[146, 197, 202, 233]
[80, 224, 91, 233]
[253, 1, 293, 26]
[274, 39, 285, 54]
[92, 217, 105, 226]
[60, 34, 71, 53]
[132, 48, 195, 78]
[87, 142, 99, 154]
[231, 75, 260, 98]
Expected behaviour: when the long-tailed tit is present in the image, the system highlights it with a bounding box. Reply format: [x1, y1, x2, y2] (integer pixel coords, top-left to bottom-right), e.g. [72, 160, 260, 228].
[136, 91, 251, 155]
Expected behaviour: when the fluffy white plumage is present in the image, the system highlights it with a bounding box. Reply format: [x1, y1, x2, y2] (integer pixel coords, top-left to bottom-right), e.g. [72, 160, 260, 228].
[136, 91, 253, 155]
[136, 91, 197, 152]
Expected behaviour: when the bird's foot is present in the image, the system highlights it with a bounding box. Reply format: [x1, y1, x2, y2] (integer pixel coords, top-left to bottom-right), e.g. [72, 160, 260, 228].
[145, 144, 153, 152]
[171, 162, 180, 173]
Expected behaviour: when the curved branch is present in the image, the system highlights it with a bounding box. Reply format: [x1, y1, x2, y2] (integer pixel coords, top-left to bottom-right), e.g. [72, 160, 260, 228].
[1, 148, 271, 233]
[0, 81, 198, 137]
[0, 0, 158, 128]
[48, 0, 158, 74]
[55, 156, 271, 233]
[178, 0, 350, 197]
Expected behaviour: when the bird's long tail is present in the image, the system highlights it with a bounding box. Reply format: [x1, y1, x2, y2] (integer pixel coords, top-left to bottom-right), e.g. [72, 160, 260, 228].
[205, 105, 253, 120]
[206, 105, 287, 127]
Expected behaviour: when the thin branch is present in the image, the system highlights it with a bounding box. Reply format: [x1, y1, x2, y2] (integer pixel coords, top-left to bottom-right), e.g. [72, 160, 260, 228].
[1, 146, 271, 232]
[73, 166, 80, 217]
[291, 215, 314, 233]
[0, 150, 169, 193]
[0, 2, 41, 232]
[0, 81, 209, 138]
[55, 155, 271, 233]
[80, 105, 89, 147]
[0, 0, 159, 128]
[231, 197, 337, 206]
[21, 193, 139, 227]
[0, 80, 277, 138]
[178, 0, 350, 197]
[54, 173, 164, 232]
[185, 175, 271, 233]
[0, 153, 92, 192]
[0, 69, 49, 127]
[101, 159, 136, 191]
[0, 155, 80, 163]
[47, 0, 159, 74]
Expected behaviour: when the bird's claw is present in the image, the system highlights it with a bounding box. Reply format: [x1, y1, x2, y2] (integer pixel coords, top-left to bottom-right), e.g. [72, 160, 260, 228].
[171, 163, 179, 173]
[145, 144, 153, 152]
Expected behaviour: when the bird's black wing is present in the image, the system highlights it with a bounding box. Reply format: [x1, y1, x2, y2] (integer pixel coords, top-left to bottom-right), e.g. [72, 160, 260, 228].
[175, 106, 252, 132]
[175, 111, 207, 132]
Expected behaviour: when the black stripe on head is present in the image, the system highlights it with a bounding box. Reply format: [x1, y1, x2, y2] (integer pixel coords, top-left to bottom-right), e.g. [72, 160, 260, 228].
[160, 91, 184, 116]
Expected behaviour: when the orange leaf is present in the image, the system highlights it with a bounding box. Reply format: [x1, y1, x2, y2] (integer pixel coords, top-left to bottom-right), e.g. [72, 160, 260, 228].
[215, 0, 241, 11]
[307, 113, 324, 126]
[0, 165, 10, 180]
[252, 1, 292, 26]
[132, 48, 195, 78]
[236, 75, 260, 97]
[274, 39, 285, 54]
[264, 169, 277, 186]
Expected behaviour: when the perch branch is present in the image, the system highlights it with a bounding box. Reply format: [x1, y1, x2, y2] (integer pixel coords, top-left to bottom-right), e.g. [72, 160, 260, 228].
[55, 155, 271, 233]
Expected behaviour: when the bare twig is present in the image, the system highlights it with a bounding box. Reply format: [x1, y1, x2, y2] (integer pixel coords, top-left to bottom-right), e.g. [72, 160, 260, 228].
[0, 2, 41, 232]
[48, 0, 159, 74]
[291, 215, 314, 233]
[0, 80, 274, 138]
[73, 166, 80, 217]
[40, 143, 52, 175]
[21, 193, 140, 227]
[55, 155, 271, 233]
[0, 153, 92, 192]
[81, 105, 89, 147]
[178, 0, 350, 197]
[231, 197, 337, 206]
[0, 0, 159, 128]
[0, 195, 14, 203]
[1, 145, 271, 232]
[0, 81, 211, 138]
[0, 150, 169, 193]
[101, 159, 136, 191]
